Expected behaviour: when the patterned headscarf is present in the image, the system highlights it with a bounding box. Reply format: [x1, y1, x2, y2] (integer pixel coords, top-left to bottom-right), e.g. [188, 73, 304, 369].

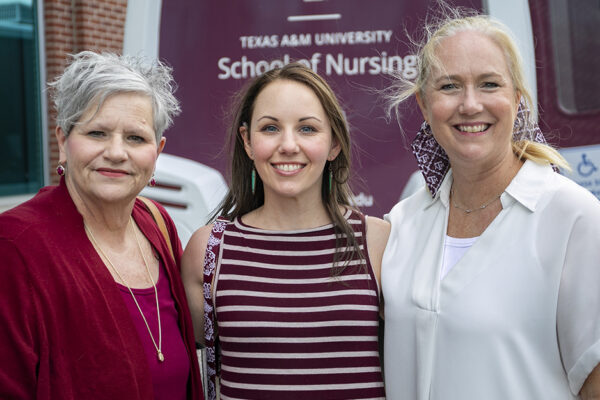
[410, 99, 552, 197]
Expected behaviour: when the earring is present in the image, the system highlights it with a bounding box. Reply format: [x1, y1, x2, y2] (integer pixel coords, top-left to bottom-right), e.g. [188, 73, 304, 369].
[328, 164, 333, 194]
[56, 163, 65, 176]
[149, 175, 156, 187]
[251, 167, 256, 195]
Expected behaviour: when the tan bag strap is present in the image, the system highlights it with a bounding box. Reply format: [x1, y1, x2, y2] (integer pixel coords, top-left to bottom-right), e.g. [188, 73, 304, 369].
[137, 196, 175, 263]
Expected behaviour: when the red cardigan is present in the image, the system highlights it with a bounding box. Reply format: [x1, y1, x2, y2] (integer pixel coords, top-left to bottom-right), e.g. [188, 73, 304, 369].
[0, 179, 203, 400]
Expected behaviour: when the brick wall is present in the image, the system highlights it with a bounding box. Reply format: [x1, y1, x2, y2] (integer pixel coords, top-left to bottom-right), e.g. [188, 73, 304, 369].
[44, 0, 127, 184]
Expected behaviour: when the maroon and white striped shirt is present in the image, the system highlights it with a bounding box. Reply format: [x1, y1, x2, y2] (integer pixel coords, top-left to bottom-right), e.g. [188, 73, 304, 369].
[212, 210, 385, 399]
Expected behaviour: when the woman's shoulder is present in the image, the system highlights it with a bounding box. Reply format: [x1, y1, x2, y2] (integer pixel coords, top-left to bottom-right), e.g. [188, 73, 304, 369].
[364, 215, 391, 251]
[183, 225, 212, 261]
[182, 220, 230, 276]
[0, 186, 79, 276]
[545, 171, 600, 216]
[186, 218, 229, 252]
[133, 197, 182, 249]
[0, 185, 63, 241]
[385, 185, 432, 222]
[188, 223, 214, 246]
[365, 215, 391, 231]
[515, 161, 599, 214]
[134, 196, 172, 222]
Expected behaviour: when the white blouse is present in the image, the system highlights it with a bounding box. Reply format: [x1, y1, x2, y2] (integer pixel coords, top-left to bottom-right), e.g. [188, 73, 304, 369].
[382, 160, 600, 400]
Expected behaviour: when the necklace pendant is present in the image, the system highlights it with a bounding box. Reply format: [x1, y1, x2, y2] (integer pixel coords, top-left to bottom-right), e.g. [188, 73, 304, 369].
[158, 350, 165, 362]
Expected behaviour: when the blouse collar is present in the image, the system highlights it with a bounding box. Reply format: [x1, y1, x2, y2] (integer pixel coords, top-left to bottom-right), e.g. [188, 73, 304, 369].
[426, 160, 553, 213]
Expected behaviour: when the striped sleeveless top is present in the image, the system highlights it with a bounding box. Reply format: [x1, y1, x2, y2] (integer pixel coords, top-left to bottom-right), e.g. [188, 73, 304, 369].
[211, 210, 385, 399]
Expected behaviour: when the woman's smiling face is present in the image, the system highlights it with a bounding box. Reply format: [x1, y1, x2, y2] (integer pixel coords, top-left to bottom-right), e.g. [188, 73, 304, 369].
[242, 79, 340, 203]
[57, 92, 164, 208]
[417, 30, 520, 169]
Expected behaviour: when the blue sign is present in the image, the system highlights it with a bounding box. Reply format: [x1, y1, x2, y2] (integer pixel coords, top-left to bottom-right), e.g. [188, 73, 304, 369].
[560, 145, 600, 200]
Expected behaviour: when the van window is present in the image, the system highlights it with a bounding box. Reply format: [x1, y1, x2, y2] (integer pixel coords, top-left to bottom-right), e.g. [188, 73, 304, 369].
[549, 0, 600, 114]
[0, 0, 43, 196]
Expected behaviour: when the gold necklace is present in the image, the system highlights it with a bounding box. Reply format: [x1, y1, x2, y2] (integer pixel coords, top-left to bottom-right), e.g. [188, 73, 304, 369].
[451, 186, 502, 214]
[85, 217, 164, 362]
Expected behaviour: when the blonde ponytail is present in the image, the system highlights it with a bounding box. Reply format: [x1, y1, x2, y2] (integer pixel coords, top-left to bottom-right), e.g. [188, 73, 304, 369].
[513, 141, 571, 171]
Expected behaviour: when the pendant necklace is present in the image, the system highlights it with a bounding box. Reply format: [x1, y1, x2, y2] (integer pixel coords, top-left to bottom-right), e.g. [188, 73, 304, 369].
[85, 217, 164, 362]
[451, 186, 502, 214]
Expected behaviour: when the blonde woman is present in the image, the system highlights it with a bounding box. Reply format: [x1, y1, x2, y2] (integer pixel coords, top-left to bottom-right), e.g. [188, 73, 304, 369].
[382, 6, 600, 400]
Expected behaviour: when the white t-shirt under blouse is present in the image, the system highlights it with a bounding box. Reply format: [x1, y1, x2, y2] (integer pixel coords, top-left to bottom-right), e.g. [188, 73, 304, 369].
[382, 160, 600, 400]
[442, 235, 477, 279]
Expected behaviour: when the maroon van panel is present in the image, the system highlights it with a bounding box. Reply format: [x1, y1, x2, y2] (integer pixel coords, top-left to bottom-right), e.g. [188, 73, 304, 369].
[529, 0, 600, 148]
[159, 0, 483, 217]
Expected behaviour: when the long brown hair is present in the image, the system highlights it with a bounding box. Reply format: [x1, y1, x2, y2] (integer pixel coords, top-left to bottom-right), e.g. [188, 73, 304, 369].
[213, 62, 363, 272]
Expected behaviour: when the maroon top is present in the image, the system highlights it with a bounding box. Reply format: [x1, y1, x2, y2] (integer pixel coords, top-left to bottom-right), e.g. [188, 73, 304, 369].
[118, 262, 190, 400]
[0, 178, 203, 400]
[207, 210, 385, 399]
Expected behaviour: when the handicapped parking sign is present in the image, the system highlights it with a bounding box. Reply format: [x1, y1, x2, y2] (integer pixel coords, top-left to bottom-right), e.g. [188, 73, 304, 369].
[577, 153, 598, 177]
[559, 145, 600, 200]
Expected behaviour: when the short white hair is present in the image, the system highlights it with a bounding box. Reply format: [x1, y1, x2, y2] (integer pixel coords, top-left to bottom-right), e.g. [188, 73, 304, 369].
[49, 51, 180, 143]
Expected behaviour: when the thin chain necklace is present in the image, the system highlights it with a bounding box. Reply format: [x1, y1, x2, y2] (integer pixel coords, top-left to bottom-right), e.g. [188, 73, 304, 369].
[451, 186, 502, 214]
[85, 217, 164, 362]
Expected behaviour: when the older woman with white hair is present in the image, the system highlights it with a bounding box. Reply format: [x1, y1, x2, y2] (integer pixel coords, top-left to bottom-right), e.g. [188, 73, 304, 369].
[382, 5, 600, 400]
[0, 52, 203, 399]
